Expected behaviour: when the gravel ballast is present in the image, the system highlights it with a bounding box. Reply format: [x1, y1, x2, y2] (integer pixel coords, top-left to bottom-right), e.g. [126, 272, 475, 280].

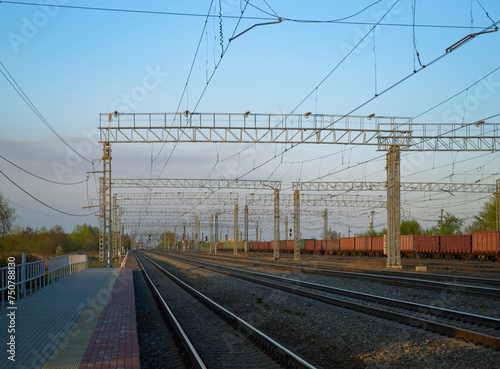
[144, 252, 500, 369]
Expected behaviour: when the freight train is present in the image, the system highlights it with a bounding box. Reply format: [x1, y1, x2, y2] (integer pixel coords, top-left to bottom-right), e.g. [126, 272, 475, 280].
[216, 231, 500, 261]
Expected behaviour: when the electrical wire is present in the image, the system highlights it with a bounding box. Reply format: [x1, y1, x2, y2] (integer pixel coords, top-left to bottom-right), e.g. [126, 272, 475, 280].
[0, 61, 93, 165]
[0, 1, 271, 20]
[0, 170, 98, 217]
[233, 17, 500, 185]
[0, 1, 488, 30]
[142, 2, 253, 224]
[0, 154, 88, 185]
[476, 0, 496, 26]
[90, 3, 498, 235]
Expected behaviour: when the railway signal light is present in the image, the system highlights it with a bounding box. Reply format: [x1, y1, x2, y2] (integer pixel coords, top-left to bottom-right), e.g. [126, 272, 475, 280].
[290, 229, 292, 237]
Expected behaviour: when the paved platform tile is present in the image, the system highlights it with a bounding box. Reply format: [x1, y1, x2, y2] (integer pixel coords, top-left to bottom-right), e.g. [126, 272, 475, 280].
[0, 268, 115, 369]
[79, 268, 140, 369]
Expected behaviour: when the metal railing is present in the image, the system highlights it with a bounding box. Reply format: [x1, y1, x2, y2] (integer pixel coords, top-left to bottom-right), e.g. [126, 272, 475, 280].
[0, 258, 45, 308]
[48, 254, 88, 284]
[120, 251, 129, 268]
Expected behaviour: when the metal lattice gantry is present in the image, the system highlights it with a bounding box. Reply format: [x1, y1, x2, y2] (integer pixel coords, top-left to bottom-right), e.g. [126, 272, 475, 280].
[100, 112, 413, 147]
[98, 143, 112, 266]
[114, 192, 239, 206]
[292, 181, 498, 193]
[293, 179, 500, 258]
[98, 111, 500, 267]
[247, 193, 387, 261]
[100, 112, 500, 151]
[246, 193, 387, 208]
[111, 178, 281, 190]
[111, 178, 280, 257]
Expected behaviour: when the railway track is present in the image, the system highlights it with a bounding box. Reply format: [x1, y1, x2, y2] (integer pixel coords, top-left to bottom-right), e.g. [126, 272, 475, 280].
[149, 252, 500, 350]
[303, 255, 500, 273]
[135, 252, 317, 369]
[180, 251, 500, 293]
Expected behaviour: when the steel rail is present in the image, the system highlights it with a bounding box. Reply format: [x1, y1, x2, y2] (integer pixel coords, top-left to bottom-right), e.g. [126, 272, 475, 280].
[168, 253, 500, 329]
[135, 253, 207, 369]
[154, 252, 500, 350]
[187, 252, 500, 297]
[138, 252, 318, 369]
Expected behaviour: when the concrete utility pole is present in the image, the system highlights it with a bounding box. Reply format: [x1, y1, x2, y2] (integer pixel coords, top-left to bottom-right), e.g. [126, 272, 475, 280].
[322, 209, 328, 240]
[209, 214, 214, 253]
[273, 189, 280, 260]
[386, 146, 401, 268]
[284, 216, 288, 242]
[244, 204, 249, 252]
[293, 190, 300, 261]
[496, 179, 500, 231]
[234, 203, 238, 255]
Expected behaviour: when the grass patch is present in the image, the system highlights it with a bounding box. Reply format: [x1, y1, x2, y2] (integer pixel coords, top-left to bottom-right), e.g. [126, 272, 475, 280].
[255, 297, 263, 304]
[479, 302, 487, 309]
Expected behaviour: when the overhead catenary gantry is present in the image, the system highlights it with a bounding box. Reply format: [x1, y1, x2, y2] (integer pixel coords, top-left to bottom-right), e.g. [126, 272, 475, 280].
[247, 193, 387, 259]
[293, 179, 500, 236]
[292, 181, 499, 193]
[98, 112, 500, 267]
[111, 178, 281, 190]
[246, 193, 387, 208]
[111, 178, 280, 256]
[114, 192, 239, 206]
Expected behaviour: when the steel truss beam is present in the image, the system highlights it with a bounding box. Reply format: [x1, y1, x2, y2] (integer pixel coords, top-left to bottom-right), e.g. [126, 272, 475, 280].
[98, 112, 500, 268]
[121, 216, 238, 224]
[114, 192, 239, 206]
[246, 194, 386, 208]
[111, 178, 281, 190]
[100, 112, 500, 151]
[292, 181, 498, 193]
[99, 112, 412, 147]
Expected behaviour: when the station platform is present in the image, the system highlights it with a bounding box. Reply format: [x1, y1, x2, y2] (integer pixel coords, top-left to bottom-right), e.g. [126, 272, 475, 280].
[0, 267, 140, 369]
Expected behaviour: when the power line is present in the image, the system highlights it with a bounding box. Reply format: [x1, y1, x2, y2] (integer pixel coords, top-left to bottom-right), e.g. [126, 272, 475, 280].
[143, 0, 215, 179]
[232, 18, 500, 184]
[0, 154, 88, 185]
[0, 1, 270, 20]
[0, 61, 93, 165]
[246, 0, 382, 23]
[0, 1, 488, 29]
[0, 170, 98, 217]
[211, 1, 402, 184]
[147, 2, 252, 224]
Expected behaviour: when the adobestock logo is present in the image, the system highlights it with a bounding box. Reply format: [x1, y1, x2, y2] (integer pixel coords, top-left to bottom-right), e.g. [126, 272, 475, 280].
[7, 0, 71, 54]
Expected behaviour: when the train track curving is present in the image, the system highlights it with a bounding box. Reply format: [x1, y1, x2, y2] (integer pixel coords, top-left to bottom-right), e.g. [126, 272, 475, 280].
[148, 251, 500, 350]
[135, 251, 318, 369]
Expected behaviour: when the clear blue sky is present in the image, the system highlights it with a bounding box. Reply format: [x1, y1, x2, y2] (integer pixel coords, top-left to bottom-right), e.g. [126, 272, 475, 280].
[1, 0, 499, 239]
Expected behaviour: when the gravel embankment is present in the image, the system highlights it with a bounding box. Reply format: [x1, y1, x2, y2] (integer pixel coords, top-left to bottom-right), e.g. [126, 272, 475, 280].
[197, 257, 500, 319]
[146, 252, 500, 369]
